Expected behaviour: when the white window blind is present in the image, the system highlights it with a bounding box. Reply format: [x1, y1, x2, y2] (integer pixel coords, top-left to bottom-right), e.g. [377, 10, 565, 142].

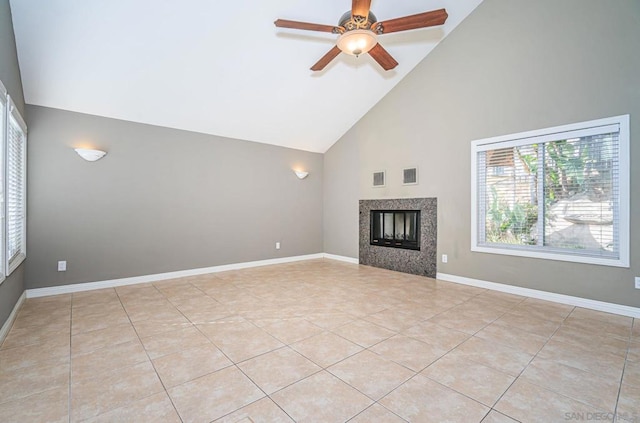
[6, 103, 26, 274]
[0, 82, 6, 279]
[471, 115, 629, 267]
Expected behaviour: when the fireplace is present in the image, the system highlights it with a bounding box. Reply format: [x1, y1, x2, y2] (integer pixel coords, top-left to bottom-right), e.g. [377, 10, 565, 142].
[370, 210, 420, 250]
[360, 198, 437, 277]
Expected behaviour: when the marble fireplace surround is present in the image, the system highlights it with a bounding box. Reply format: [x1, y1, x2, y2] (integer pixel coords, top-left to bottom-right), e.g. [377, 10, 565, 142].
[359, 198, 437, 277]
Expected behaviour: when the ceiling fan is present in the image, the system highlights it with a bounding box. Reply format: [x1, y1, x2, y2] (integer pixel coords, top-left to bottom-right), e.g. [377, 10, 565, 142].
[274, 0, 448, 71]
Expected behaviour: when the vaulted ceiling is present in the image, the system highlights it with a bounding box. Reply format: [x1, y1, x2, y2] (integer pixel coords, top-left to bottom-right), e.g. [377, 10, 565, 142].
[10, 0, 482, 152]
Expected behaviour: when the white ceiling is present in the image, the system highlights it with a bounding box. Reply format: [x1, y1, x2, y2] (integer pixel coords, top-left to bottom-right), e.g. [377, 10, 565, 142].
[10, 0, 482, 153]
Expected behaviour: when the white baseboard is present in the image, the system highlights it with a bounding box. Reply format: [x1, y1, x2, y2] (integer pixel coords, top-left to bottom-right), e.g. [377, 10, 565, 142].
[0, 291, 26, 345]
[323, 254, 359, 264]
[24, 255, 636, 319]
[437, 272, 640, 318]
[26, 253, 325, 298]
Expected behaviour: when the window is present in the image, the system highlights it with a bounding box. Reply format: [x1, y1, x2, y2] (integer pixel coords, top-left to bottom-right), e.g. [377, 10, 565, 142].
[6, 101, 27, 274]
[0, 81, 6, 281]
[0, 79, 27, 281]
[471, 115, 629, 267]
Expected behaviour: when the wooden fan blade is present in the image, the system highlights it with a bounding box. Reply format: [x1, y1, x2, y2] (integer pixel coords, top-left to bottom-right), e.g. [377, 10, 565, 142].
[274, 19, 339, 33]
[352, 0, 372, 18]
[311, 46, 342, 71]
[376, 9, 448, 34]
[368, 43, 398, 71]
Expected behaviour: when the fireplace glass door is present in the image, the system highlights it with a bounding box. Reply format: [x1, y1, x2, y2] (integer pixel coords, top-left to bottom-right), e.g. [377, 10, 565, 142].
[370, 210, 420, 250]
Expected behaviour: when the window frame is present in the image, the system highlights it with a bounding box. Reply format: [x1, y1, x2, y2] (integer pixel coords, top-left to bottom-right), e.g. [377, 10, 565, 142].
[5, 96, 27, 275]
[0, 81, 6, 282]
[471, 115, 630, 268]
[0, 79, 28, 284]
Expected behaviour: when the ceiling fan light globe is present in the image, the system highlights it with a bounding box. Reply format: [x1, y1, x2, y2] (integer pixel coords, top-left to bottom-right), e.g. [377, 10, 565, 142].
[337, 29, 377, 56]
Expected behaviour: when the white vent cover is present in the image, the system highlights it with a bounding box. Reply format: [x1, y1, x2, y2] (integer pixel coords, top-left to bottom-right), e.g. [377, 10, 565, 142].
[373, 171, 385, 187]
[403, 167, 418, 185]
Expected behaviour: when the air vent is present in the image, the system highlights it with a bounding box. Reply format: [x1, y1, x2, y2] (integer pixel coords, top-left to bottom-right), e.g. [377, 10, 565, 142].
[373, 171, 385, 187]
[403, 167, 418, 185]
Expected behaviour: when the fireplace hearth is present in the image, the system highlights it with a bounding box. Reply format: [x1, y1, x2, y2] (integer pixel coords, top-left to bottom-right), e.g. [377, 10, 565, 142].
[360, 198, 437, 277]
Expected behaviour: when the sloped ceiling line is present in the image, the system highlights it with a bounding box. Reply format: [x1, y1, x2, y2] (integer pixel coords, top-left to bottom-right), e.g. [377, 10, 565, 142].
[10, 0, 482, 153]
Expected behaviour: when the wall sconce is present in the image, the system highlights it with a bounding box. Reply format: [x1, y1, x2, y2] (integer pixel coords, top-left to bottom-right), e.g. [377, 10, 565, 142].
[75, 148, 107, 162]
[294, 170, 309, 179]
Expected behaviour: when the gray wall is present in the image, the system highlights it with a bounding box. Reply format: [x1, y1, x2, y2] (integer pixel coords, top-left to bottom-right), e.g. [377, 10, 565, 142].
[0, 0, 24, 115]
[0, 0, 25, 327]
[324, 0, 640, 307]
[323, 127, 359, 256]
[26, 106, 323, 289]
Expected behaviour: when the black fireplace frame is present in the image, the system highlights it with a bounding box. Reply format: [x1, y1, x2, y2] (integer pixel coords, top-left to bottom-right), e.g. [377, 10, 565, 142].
[370, 210, 421, 251]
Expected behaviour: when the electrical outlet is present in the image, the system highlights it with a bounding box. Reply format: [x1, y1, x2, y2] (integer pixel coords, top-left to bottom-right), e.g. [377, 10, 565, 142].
[635, 277, 640, 289]
[275, 242, 281, 250]
[57, 261, 67, 272]
[442, 254, 448, 263]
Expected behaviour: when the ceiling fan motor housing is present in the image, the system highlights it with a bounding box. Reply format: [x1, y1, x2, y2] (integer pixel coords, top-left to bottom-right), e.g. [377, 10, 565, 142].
[338, 11, 377, 32]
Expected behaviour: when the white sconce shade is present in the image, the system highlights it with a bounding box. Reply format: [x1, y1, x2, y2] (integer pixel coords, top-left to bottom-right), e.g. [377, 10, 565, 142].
[75, 148, 107, 162]
[294, 170, 309, 179]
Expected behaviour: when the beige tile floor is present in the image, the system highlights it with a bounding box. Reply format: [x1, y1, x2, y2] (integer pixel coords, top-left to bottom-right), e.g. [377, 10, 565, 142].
[0, 259, 638, 422]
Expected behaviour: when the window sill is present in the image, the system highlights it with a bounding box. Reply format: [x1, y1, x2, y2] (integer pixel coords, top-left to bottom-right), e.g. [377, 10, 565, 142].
[7, 254, 26, 276]
[471, 244, 629, 268]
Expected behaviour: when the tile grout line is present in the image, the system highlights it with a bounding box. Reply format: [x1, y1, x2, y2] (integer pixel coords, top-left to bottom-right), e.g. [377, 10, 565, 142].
[7, 263, 636, 422]
[323, 306, 478, 421]
[277, 281, 523, 416]
[416, 293, 532, 390]
[114, 285, 185, 423]
[184, 275, 301, 423]
[347, 402, 409, 422]
[207, 289, 399, 423]
[484, 305, 627, 416]
[154, 277, 286, 422]
[70, 290, 173, 421]
[612, 318, 635, 421]
[480, 316, 567, 419]
[414, 298, 571, 421]
[229, 363, 300, 423]
[68, 294, 73, 423]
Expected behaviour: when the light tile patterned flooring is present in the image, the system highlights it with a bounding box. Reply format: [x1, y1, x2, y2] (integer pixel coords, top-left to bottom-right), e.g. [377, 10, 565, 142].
[0, 259, 638, 422]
